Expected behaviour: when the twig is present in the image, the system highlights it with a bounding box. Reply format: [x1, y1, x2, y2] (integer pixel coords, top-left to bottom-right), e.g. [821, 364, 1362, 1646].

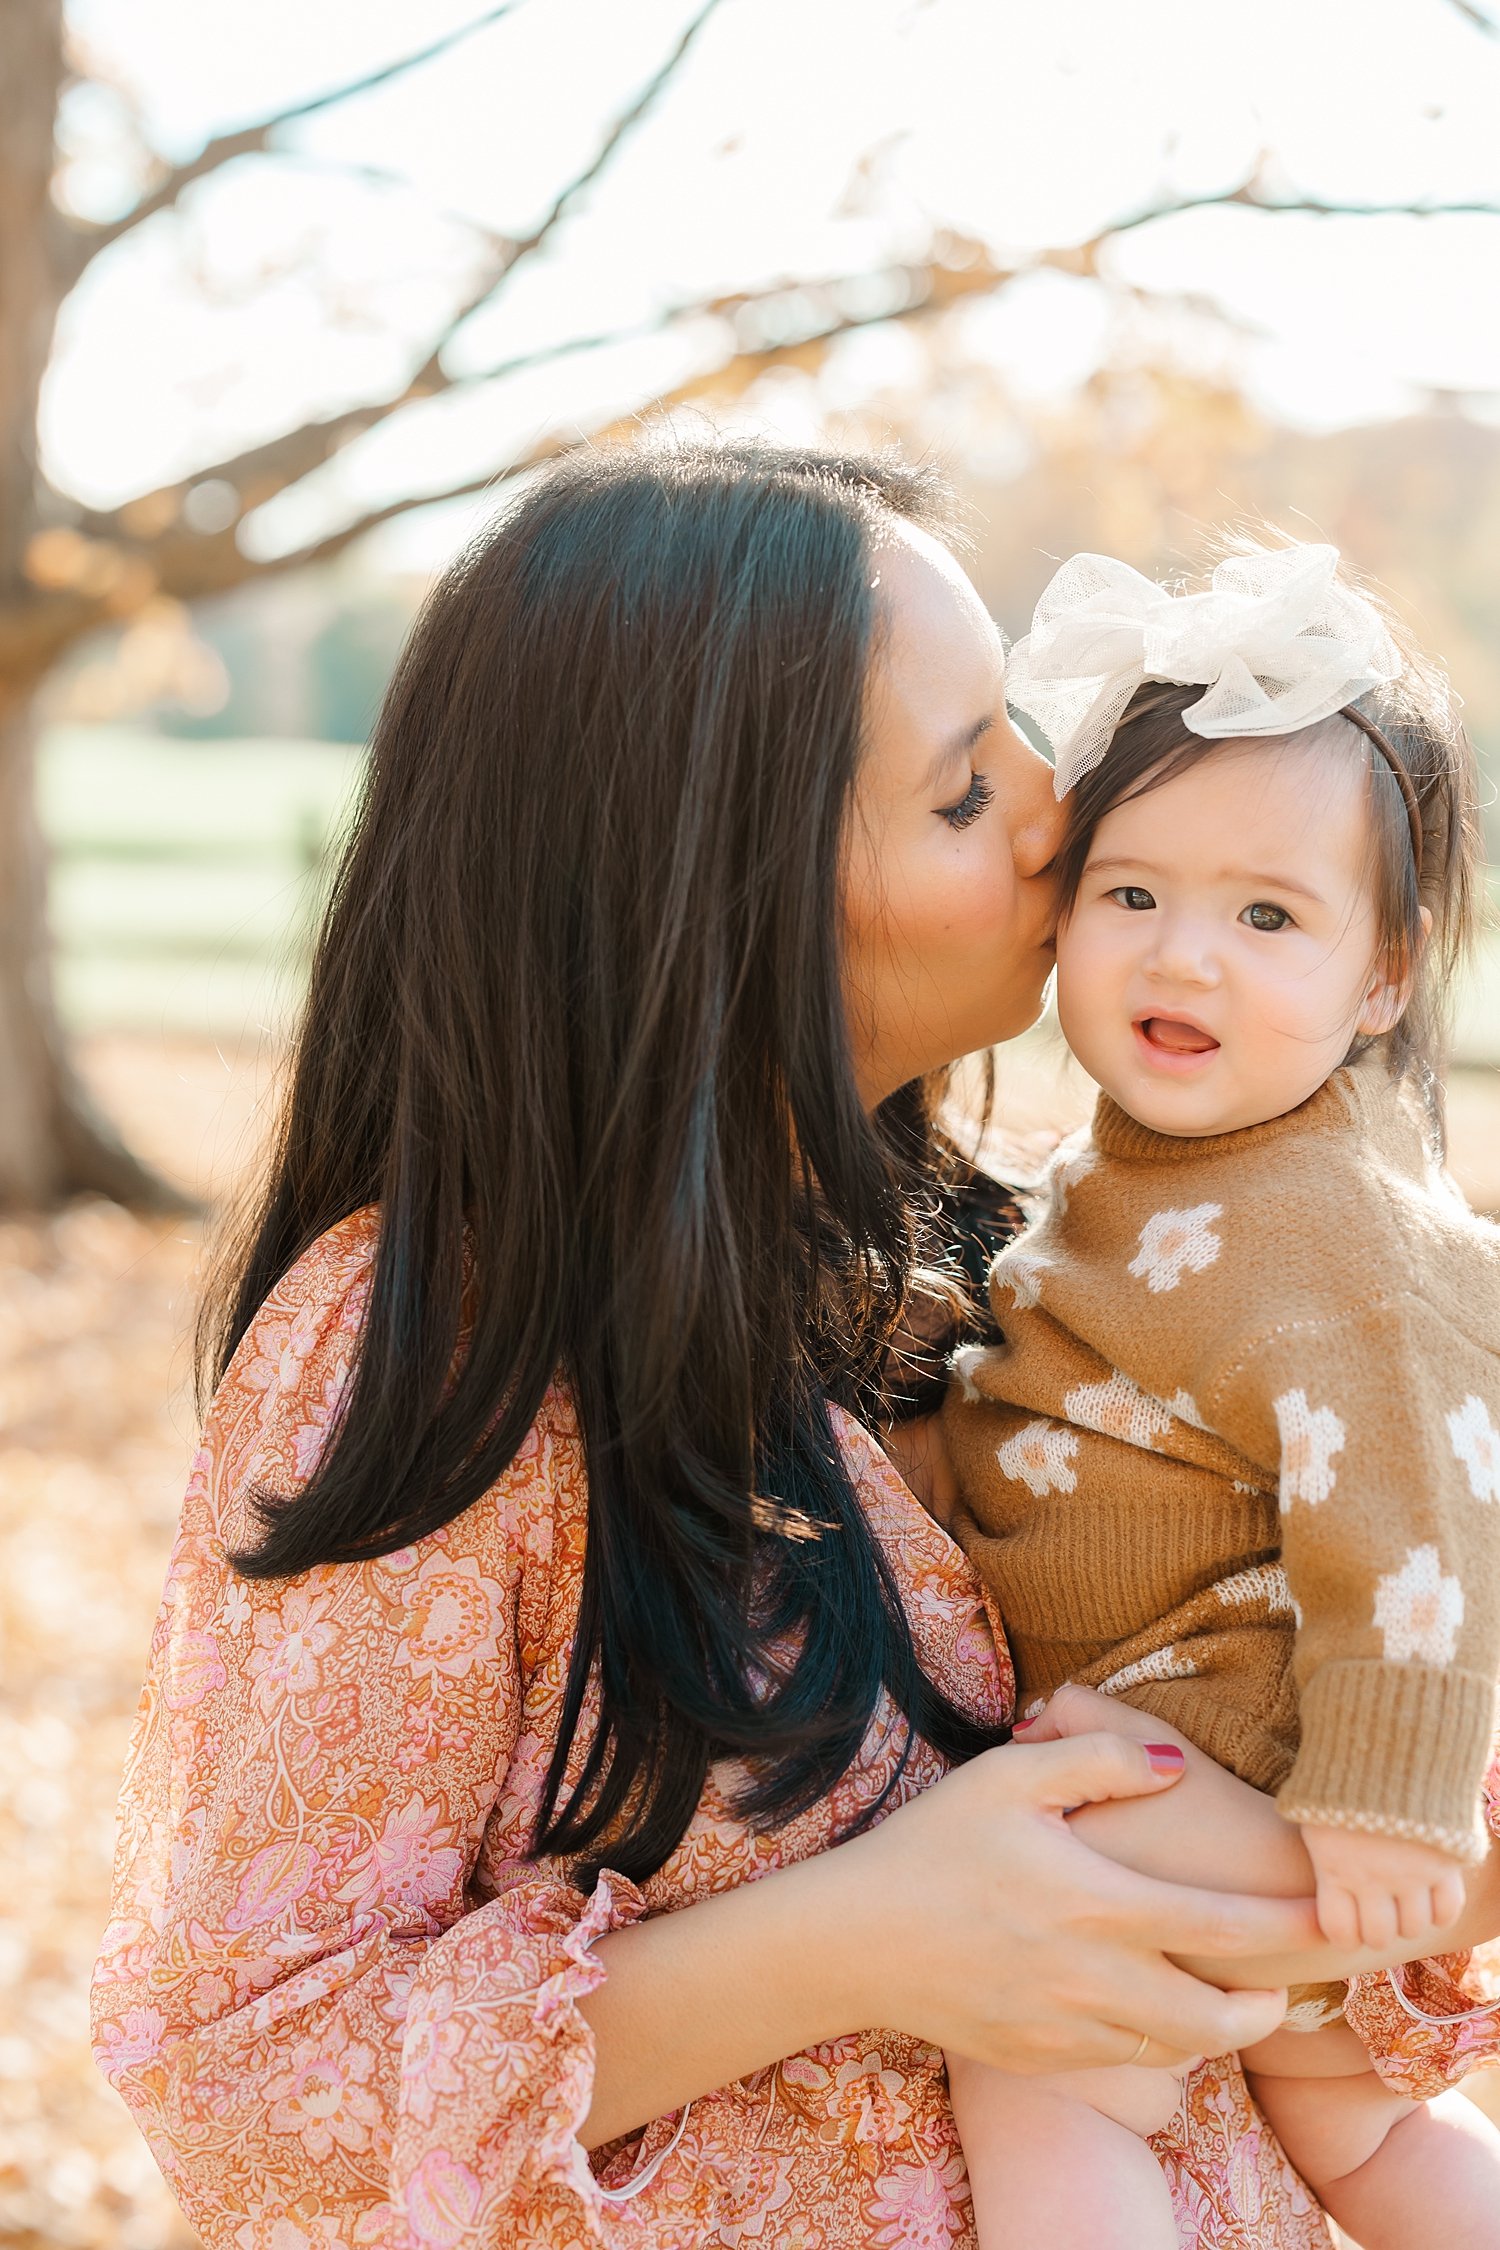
[58, 0, 527, 271]
[72, 1, 733, 542]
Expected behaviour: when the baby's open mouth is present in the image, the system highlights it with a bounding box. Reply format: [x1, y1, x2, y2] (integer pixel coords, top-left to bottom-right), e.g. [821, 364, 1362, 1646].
[1137, 1016, 1220, 1056]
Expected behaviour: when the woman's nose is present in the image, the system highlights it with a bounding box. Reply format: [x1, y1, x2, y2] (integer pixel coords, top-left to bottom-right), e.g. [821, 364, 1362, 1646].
[1012, 750, 1065, 880]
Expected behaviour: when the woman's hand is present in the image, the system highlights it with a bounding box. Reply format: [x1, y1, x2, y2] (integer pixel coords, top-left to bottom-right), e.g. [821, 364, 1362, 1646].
[1015, 1683, 1500, 1984]
[580, 1725, 1317, 2145]
[831, 1729, 1314, 2074]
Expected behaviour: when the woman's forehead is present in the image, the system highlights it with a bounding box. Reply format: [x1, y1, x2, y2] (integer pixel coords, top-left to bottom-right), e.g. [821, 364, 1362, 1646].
[864, 527, 1004, 768]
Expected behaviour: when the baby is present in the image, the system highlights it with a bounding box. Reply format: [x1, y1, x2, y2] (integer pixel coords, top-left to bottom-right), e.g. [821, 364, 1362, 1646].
[941, 543, 1500, 2249]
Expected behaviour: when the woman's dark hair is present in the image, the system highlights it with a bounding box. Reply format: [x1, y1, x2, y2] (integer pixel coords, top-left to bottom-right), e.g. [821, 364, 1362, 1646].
[1053, 569, 1484, 1087]
[203, 435, 1004, 1883]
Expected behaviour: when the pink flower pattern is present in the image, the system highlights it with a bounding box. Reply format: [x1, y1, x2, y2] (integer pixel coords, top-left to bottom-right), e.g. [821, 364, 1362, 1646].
[95, 1208, 1477, 2248]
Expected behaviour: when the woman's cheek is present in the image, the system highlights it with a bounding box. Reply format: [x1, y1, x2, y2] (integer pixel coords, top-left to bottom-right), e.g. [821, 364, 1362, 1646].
[947, 865, 1021, 984]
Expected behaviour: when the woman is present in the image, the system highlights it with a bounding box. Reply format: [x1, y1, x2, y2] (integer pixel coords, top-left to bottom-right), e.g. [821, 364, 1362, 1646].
[92, 440, 1500, 2248]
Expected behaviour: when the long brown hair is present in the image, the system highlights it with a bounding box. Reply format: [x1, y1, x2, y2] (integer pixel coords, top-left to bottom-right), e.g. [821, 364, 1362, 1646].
[202, 436, 1003, 1882]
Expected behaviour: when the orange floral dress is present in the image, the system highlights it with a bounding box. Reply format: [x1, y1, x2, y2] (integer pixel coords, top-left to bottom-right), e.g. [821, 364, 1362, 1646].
[92, 1210, 1493, 2249]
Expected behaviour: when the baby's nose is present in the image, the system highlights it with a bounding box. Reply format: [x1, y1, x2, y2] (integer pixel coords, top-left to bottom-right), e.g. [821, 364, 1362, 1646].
[1145, 918, 1220, 985]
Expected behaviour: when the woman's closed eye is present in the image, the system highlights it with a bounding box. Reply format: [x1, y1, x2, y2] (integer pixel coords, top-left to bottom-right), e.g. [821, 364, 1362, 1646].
[1241, 902, 1293, 932]
[938, 771, 995, 831]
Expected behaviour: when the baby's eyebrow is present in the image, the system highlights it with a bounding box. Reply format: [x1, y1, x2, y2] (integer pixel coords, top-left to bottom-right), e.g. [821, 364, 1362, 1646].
[1085, 855, 1164, 878]
[1218, 868, 1328, 905]
[1084, 853, 1328, 907]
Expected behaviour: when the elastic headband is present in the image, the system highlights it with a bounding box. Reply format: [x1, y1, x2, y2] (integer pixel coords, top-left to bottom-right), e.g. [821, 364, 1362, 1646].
[1339, 705, 1424, 877]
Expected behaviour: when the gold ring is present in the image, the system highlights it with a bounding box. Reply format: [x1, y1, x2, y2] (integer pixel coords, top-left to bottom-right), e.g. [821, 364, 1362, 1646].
[1125, 2030, 1152, 2067]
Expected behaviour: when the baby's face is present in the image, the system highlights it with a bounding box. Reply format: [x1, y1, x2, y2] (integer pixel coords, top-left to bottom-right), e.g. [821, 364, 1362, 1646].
[1055, 734, 1400, 1136]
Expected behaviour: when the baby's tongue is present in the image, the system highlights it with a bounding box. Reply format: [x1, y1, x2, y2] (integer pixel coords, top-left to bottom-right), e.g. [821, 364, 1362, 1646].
[1146, 1017, 1217, 1054]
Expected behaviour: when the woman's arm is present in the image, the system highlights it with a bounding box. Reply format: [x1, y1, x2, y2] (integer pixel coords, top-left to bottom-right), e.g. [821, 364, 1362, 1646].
[579, 1727, 1321, 2146]
[1024, 1685, 1500, 1988]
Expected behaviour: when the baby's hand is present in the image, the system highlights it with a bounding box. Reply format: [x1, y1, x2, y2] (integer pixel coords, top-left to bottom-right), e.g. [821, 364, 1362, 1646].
[1300, 1822, 1467, 1950]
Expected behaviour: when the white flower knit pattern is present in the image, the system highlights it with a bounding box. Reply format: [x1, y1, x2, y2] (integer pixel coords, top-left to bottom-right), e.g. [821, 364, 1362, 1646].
[1448, 1395, 1500, 1503]
[1063, 1372, 1174, 1450]
[1127, 1203, 1223, 1293]
[1273, 1389, 1347, 1511]
[1162, 1387, 1206, 1430]
[951, 1345, 985, 1405]
[1048, 1139, 1098, 1215]
[1374, 1544, 1466, 1667]
[996, 1419, 1079, 1498]
[1099, 1645, 1199, 1695]
[1214, 1562, 1297, 1619]
[998, 1247, 1053, 1311]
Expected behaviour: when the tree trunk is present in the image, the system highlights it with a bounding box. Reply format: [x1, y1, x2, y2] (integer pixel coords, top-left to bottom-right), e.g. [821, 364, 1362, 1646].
[0, 696, 188, 1208]
[0, 0, 184, 1209]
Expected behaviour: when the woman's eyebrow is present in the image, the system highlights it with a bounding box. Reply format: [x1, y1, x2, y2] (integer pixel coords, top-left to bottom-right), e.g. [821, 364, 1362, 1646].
[923, 714, 993, 792]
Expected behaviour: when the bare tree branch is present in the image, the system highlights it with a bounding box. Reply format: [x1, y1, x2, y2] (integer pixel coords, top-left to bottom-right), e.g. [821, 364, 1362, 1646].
[31, 147, 1500, 674]
[244, 253, 1013, 573]
[1091, 177, 1500, 257]
[1443, 0, 1498, 35]
[60, 141, 1500, 557]
[55, 0, 526, 275]
[1004, 173, 1500, 286]
[3, 246, 1008, 684]
[402, 0, 730, 388]
[69, 0, 730, 546]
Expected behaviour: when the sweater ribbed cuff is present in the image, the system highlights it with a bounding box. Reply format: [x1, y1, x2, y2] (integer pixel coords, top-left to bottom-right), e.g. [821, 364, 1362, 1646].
[1278, 1660, 1497, 1864]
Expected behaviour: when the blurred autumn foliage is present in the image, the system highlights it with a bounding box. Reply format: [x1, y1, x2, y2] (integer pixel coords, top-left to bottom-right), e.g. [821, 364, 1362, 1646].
[825, 351, 1500, 848]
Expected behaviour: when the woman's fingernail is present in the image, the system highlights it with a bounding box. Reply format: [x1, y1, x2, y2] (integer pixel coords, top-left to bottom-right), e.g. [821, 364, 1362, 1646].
[1146, 1743, 1185, 1773]
[1011, 1714, 1037, 1734]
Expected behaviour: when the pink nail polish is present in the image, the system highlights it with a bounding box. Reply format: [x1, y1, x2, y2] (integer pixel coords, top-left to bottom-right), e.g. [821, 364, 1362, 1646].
[1145, 1743, 1185, 1773]
[1011, 1714, 1037, 1734]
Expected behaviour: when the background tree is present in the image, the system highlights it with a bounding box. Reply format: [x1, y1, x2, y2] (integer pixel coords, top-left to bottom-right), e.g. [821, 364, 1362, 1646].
[2, 0, 1496, 1206]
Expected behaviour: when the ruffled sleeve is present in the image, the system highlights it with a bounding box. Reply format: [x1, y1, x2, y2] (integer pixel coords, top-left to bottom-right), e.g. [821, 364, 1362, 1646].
[385, 1869, 648, 2245]
[90, 1213, 645, 2249]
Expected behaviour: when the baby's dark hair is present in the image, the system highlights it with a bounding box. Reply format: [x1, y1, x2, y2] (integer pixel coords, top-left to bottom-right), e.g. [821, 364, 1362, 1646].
[1052, 597, 1484, 1086]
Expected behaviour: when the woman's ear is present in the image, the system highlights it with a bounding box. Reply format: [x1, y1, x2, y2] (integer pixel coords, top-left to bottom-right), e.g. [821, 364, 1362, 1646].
[1356, 906, 1432, 1038]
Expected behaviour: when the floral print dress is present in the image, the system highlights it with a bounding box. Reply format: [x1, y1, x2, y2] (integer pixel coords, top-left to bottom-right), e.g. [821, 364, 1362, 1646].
[92, 1209, 1489, 2250]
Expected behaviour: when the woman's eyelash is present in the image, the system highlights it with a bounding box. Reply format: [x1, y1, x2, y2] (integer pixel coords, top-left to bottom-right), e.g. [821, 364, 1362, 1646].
[939, 772, 994, 830]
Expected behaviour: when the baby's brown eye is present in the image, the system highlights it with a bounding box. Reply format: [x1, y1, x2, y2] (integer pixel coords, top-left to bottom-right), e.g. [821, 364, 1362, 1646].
[1243, 902, 1291, 932]
[1108, 885, 1156, 912]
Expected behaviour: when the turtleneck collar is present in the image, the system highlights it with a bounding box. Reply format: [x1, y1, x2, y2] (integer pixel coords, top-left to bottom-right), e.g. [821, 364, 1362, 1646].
[1089, 1054, 1394, 1165]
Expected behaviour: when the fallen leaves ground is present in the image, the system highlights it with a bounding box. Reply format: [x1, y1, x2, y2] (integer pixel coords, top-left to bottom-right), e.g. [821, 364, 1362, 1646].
[3, 1033, 1498, 2248]
[1, 1201, 204, 2250]
[0, 1035, 268, 2250]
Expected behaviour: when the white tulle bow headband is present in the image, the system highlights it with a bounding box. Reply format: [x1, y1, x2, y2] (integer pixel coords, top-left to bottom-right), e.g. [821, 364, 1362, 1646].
[1005, 543, 1404, 800]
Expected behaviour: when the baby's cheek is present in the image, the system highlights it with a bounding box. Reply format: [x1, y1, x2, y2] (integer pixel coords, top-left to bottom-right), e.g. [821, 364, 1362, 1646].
[1055, 925, 1119, 1033]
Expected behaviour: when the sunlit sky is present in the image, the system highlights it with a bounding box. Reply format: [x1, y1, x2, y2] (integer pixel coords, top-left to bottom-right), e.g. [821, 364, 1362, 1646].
[46, 0, 1500, 571]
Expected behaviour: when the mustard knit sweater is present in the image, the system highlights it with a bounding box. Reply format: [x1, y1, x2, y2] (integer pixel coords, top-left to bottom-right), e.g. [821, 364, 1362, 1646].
[942, 1056, 1500, 1862]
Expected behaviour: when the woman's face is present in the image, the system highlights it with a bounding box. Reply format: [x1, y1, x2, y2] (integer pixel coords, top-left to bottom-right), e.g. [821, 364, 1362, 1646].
[843, 521, 1063, 1108]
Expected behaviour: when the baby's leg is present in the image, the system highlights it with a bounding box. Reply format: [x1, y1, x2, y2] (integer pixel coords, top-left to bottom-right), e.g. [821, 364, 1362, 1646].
[946, 2048, 1181, 2250]
[1245, 2018, 1500, 2250]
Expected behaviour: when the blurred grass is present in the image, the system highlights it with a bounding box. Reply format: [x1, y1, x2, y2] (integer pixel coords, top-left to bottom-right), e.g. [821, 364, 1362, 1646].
[39, 729, 362, 1038]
